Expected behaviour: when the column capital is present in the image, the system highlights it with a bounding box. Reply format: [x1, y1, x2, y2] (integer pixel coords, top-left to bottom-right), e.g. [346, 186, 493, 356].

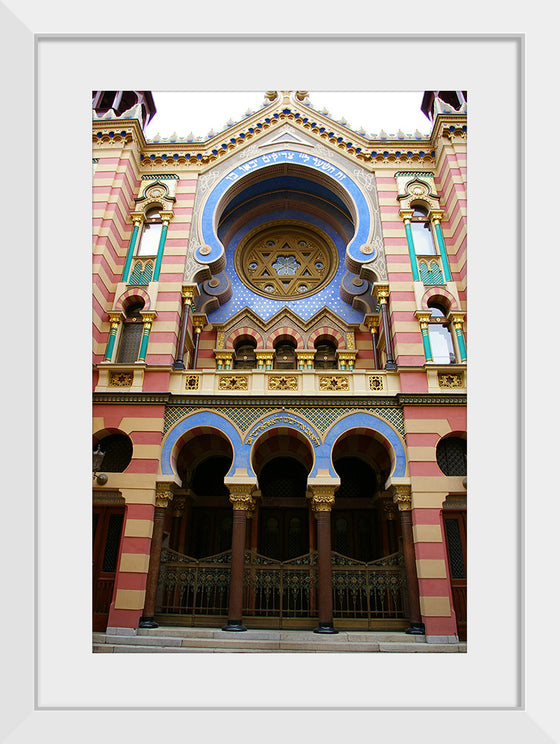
[429, 209, 445, 223]
[159, 210, 174, 224]
[307, 483, 337, 512]
[172, 495, 187, 518]
[414, 310, 432, 328]
[375, 491, 399, 520]
[192, 313, 207, 333]
[181, 283, 200, 304]
[227, 483, 259, 514]
[155, 481, 175, 508]
[107, 311, 123, 327]
[374, 283, 390, 303]
[296, 350, 316, 364]
[449, 312, 466, 328]
[130, 211, 145, 225]
[399, 208, 414, 221]
[336, 350, 357, 363]
[364, 313, 380, 332]
[140, 311, 157, 325]
[391, 484, 412, 511]
[255, 350, 274, 361]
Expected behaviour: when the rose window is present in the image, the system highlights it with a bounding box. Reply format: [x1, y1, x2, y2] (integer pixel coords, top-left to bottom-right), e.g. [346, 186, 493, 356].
[235, 222, 338, 299]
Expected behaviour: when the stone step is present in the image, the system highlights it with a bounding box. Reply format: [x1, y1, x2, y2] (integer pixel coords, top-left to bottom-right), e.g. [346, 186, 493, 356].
[93, 626, 466, 653]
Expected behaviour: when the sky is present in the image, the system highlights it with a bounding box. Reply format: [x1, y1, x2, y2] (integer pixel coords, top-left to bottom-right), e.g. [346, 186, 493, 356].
[143, 91, 432, 141]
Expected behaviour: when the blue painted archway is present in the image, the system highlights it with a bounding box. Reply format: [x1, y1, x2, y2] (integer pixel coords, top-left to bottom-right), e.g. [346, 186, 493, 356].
[195, 150, 374, 269]
[160, 409, 407, 482]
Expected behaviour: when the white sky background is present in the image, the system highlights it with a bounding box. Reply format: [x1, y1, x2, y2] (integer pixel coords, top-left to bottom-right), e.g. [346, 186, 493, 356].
[143, 91, 432, 140]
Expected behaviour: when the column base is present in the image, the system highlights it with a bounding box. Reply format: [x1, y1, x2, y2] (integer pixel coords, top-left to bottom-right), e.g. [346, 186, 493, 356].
[172, 360, 185, 370]
[138, 616, 159, 629]
[313, 622, 339, 634]
[385, 361, 398, 370]
[405, 622, 426, 635]
[222, 621, 247, 632]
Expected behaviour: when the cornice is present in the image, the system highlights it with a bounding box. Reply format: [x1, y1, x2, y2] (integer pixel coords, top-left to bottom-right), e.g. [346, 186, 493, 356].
[92, 391, 466, 407]
[92, 93, 466, 172]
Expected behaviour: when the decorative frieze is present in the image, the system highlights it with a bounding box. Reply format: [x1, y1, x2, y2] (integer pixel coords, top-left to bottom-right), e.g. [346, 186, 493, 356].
[368, 375, 384, 391]
[219, 375, 249, 391]
[438, 372, 464, 389]
[109, 371, 133, 387]
[319, 376, 350, 391]
[184, 375, 200, 391]
[268, 375, 299, 391]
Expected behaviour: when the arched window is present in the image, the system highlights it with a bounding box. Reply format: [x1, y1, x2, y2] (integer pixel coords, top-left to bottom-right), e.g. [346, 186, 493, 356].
[274, 339, 297, 370]
[410, 205, 436, 255]
[137, 207, 163, 256]
[116, 301, 144, 363]
[427, 301, 456, 364]
[314, 340, 337, 370]
[233, 338, 257, 369]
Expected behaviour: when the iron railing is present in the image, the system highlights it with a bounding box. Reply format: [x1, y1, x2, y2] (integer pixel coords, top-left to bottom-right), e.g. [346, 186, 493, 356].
[331, 551, 408, 620]
[156, 548, 407, 623]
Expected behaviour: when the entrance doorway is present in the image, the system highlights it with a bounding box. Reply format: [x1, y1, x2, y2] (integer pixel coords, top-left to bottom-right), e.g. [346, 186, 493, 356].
[443, 508, 467, 640]
[92, 503, 125, 631]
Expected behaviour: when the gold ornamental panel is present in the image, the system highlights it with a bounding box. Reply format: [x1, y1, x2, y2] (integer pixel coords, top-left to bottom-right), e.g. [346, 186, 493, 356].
[268, 375, 299, 391]
[234, 221, 338, 300]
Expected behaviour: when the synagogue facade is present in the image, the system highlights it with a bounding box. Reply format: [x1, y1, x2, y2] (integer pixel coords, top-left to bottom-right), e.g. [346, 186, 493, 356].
[92, 90, 467, 642]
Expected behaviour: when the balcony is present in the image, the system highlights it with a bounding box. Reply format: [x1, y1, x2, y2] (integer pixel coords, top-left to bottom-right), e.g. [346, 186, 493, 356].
[168, 369, 401, 397]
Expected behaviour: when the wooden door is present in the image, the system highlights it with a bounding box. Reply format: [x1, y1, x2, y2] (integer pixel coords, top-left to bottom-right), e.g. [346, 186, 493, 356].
[258, 508, 309, 561]
[443, 510, 467, 641]
[92, 506, 125, 631]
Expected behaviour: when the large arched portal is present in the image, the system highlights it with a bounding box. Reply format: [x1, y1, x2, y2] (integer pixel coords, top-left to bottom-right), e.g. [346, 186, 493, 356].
[252, 428, 314, 562]
[329, 429, 409, 629]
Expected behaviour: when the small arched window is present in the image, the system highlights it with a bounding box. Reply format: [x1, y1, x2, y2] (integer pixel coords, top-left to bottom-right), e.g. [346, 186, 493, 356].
[274, 340, 297, 370]
[427, 301, 456, 364]
[411, 205, 436, 255]
[137, 207, 163, 256]
[233, 339, 257, 369]
[116, 301, 144, 363]
[436, 436, 467, 476]
[314, 340, 337, 370]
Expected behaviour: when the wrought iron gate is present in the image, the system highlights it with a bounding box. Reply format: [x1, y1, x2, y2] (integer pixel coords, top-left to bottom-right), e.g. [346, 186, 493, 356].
[155, 547, 408, 628]
[331, 551, 409, 624]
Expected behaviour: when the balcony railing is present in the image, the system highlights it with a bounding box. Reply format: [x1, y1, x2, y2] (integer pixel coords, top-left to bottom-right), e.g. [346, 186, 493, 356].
[169, 369, 400, 396]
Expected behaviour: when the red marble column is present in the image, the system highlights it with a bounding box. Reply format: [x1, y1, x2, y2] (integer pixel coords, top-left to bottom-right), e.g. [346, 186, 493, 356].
[223, 485, 256, 632]
[311, 486, 338, 634]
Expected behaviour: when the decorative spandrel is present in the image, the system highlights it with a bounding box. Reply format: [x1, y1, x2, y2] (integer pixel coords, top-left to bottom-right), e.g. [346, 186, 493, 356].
[235, 222, 338, 300]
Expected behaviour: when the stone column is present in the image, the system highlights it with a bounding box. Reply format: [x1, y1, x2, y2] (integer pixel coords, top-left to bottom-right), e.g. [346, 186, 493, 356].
[122, 212, 144, 283]
[376, 285, 397, 370]
[415, 311, 434, 363]
[392, 484, 425, 635]
[450, 312, 467, 362]
[191, 314, 206, 369]
[137, 311, 157, 362]
[104, 312, 123, 361]
[139, 483, 174, 629]
[399, 208, 421, 281]
[153, 211, 173, 281]
[309, 485, 338, 634]
[173, 285, 199, 370]
[222, 485, 257, 632]
[430, 209, 452, 282]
